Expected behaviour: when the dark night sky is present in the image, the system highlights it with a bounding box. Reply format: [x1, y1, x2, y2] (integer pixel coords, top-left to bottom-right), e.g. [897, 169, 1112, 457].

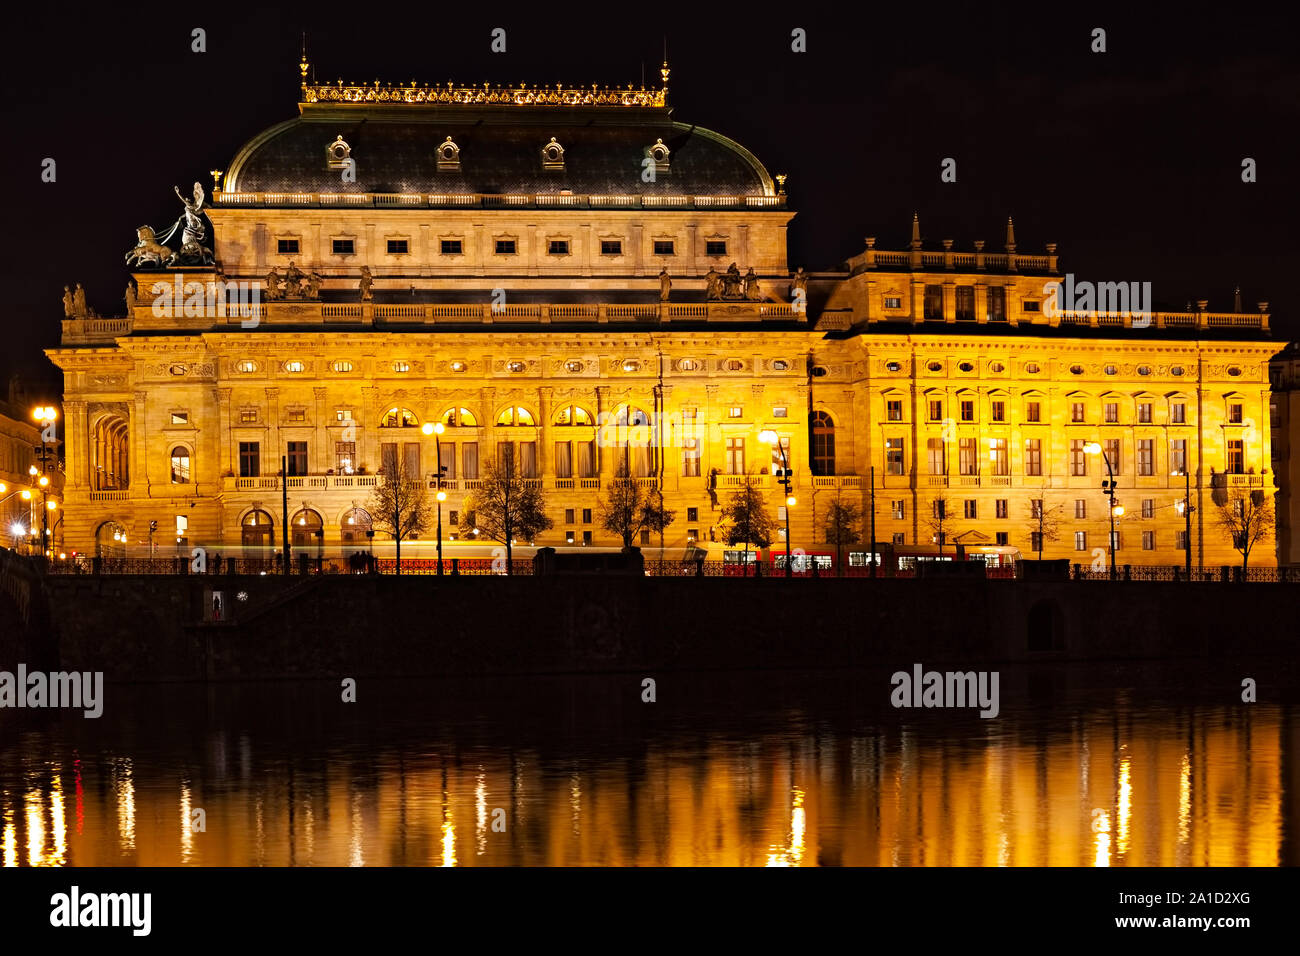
[2, 3, 1296, 391]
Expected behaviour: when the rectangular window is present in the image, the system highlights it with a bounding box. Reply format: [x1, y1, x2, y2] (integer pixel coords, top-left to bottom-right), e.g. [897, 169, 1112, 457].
[960, 400, 975, 422]
[332, 239, 355, 255]
[1172, 402, 1186, 424]
[927, 438, 946, 475]
[653, 240, 675, 256]
[892, 500, 905, 520]
[287, 441, 308, 477]
[726, 437, 745, 474]
[335, 441, 356, 473]
[959, 438, 977, 475]
[287, 408, 306, 423]
[893, 532, 906, 545]
[1025, 438, 1042, 476]
[991, 400, 1005, 422]
[438, 443, 455, 481]
[1070, 440, 1087, 476]
[1026, 401, 1041, 423]
[1022, 300, 1041, 313]
[518, 442, 537, 478]
[1031, 499, 1044, 519]
[277, 238, 299, 255]
[964, 499, 978, 519]
[1030, 531, 1043, 552]
[1176, 530, 1188, 551]
[548, 240, 569, 255]
[582, 508, 592, 524]
[996, 531, 1009, 546]
[987, 286, 1006, 321]
[887, 399, 904, 422]
[884, 296, 902, 310]
[640, 529, 652, 546]
[583, 531, 592, 545]
[566, 530, 576, 545]
[955, 285, 975, 321]
[996, 499, 1008, 519]
[1228, 403, 1244, 424]
[728, 406, 743, 419]
[1170, 439, 1187, 475]
[772, 406, 788, 418]
[240, 409, 257, 424]
[925, 399, 940, 421]
[1071, 402, 1085, 423]
[1105, 438, 1121, 475]
[1105, 402, 1119, 423]
[1227, 439, 1244, 474]
[687, 507, 698, 522]
[495, 239, 517, 255]
[1075, 499, 1087, 519]
[923, 284, 944, 320]
[403, 442, 421, 478]
[462, 442, 479, 480]
[238, 441, 260, 478]
[171, 412, 189, 425]
[705, 240, 727, 256]
[990, 437, 1008, 475]
[577, 441, 595, 478]
[682, 438, 701, 477]
[336, 408, 353, 422]
[1138, 402, 1152, 424]
[555, 441, 573, 479]
[600, 240, 622, 255]
[1137, 439, 1154, 476]
[1075, 530, 1087, 551]
[388, 239, 410, 255]
[886, 438, 905, 475]
[687, 528, 699, 542]
[1141, 499, 1154, 518]
[436, 239, 460, 255]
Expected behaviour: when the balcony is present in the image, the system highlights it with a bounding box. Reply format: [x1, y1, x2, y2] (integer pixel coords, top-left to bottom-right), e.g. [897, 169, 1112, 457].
[222, 475, 379, 493]
[1212, 473, 1267, 490]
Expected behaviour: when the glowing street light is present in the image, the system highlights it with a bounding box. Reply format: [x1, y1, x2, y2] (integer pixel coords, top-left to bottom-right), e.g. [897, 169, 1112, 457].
[760, 429, 797, 577]
[1084, 441, 1119, 579]
[423, 421, 448, 574]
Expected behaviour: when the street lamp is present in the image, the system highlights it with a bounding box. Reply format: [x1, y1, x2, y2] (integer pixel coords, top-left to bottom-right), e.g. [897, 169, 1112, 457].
[1083, 442, 1119, 579]
[32, 406, 57, 559]
[759, 429, 795, 578]
[1173, 467, 1194, 578]
[422, 421, 447, 574]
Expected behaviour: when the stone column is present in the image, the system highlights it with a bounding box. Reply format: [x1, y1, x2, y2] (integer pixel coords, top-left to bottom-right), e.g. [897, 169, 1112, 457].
[217, 388, 232, 479]
[538, 386, 553, 477]
[133, 390, 148, 493]
[360, 386, 379, 472]
[313, 387, 328, 474]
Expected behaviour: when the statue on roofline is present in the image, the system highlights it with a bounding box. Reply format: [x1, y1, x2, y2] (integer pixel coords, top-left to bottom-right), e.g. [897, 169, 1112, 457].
[160, 183, 215, 267]
[721, 262, 743, 299]
[705, 267, 722, 301]
[358, 265, 374, 302]
[659, 268, 671, 302]
[264, 267, 282, 301]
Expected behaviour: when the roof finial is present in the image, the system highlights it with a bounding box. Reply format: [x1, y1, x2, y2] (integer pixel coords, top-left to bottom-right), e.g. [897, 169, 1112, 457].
[299, 33, 310, 82]
[910, 212, 921, 249]
[661, 36, 670, 91]
[1004, 216, 1016, 253]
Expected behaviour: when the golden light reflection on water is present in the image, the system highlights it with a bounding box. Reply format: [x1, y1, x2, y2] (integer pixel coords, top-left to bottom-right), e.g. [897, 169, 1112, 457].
[0, 704, 1293, 866]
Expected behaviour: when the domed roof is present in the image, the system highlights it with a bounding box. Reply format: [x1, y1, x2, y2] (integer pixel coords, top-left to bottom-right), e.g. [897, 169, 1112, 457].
[225, 114, 775, 198]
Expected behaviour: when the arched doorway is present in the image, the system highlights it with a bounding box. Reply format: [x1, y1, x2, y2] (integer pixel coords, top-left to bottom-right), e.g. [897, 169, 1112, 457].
[291, 509, 323, 547]
[92, 415, 130, 490]
[341, 507, 372, 545]
[241, 509, 273, 548]
[95, 520, 127, 558]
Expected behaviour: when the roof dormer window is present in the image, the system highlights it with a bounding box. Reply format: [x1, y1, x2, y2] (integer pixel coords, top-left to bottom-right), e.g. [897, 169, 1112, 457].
[541, 137, 565, 171]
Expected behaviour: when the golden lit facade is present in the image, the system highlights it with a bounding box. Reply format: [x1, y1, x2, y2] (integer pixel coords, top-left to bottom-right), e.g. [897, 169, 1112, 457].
[46, 65, 1278, 567]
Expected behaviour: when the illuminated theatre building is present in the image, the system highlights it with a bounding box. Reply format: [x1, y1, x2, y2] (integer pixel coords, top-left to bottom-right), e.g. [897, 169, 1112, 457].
[48, 61, 1278, 569]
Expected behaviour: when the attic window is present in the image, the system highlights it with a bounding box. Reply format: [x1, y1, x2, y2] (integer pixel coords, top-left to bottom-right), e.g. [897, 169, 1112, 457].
[647, 137, 670, 172]
[326, 135, 351, 169]
[436, 136, 460, 171]
[541, 137, 565, 170]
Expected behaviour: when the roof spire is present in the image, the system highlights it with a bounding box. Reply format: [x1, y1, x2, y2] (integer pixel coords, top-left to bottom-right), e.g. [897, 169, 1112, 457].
[299, 34, 310, 84]
[910, 212, 922, 249]
[1004, 216, 1016, 253]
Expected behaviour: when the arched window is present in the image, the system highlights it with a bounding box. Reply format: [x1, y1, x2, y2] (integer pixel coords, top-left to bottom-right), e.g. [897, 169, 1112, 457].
[170, 446, 191, 484]
[812, 411, 835, 476]
[441, 407, 478, 427]
[341, 507, 372, 545]
[553, 405, 594, 426]
[380, 407, 419, 428]
[291, 509, 323, 547]
[614, 405, 650, 426]
[496, 406, 536, 426]
[241, 509, 274, 548]
[95, 521, 127, 558]
[92, 415, 130, 491]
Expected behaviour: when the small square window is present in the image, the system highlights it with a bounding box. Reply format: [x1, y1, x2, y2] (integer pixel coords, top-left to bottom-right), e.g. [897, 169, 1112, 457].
[772, 406, 788, 418]
[728, 407, 743, 419]
[240, 409, 258, 424]
[171, 412, 189, 425]
[287, 408, 306, 423]
[549, 240, 569, 255]
[884, 296, 902, 309]
[653, 240, 675, 256]
[388, 239, 410, 255]
[705, 240, 726, 256]
[1023, 300, 1041, 312]
[996, 532, 1009, 545]
[277, 239, 299, 255]
[600, 240, 622, 255]
[892, 532, 906, 545]
[495, 239, 517, 255]
[687, 507, 698, 522]
[687, 529, 699, 542]
[440, 239, 462, 255]
[332, 239, 355, 255]
[335, 408, 352, 421]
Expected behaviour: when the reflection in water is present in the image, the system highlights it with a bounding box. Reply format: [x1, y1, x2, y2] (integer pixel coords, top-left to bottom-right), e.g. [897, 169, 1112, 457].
[0, 668, 1296, 866]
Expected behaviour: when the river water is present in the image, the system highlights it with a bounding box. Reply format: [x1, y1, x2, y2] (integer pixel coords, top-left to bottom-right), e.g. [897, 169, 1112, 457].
[2, 663, 1297, 866]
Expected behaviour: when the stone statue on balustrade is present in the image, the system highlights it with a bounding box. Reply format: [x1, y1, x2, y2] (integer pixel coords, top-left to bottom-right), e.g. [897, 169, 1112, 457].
[358, 265, 374, 302]
[124, 281, 138, 312]
[305, 272, 323, 300]
[743, 267, 763, 301]
[62, 285, 74, 318]
[264, 267, 283, 301]
[283, 261, 303, 298]
[705, 267, 722, 301]
[73, 283, 88, 317]
[659, 268, 672, 302]
[159, 183, 215, 267]
[721, 262, 744, 299]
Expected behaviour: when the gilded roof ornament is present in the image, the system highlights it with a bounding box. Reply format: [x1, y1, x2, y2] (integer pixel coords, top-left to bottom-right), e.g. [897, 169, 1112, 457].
[301, 76, 668, 108]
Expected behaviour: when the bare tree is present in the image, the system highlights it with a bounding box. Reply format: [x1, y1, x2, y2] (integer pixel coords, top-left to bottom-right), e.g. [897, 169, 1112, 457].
[924, 495, 951, 555]
[366, 463, 431, 575]
[721, 475, 777, 576]
[466, 458, 553, 575]
[1025, 492, 1064, 559]
[1215, 487, 1274, 571]
[822, 497, 861, 577]
[596, 463, 675, 549]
